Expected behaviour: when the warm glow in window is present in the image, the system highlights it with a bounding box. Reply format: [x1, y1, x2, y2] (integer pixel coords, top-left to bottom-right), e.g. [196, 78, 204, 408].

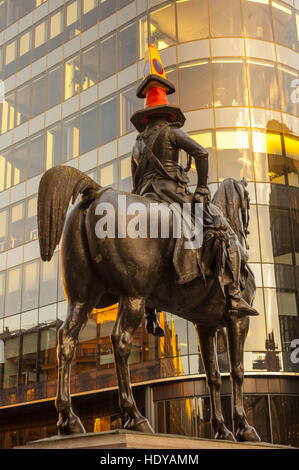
[252, 131, 282, 154]
[216, 130, 249, 150]
[100, 164, 114, 186]
[19, 32, 30, 56]
[50, 11, 62, 38]
[67, 1, 79, 26]
[34, 21, 46, 48]
[5, 42, 15, 64]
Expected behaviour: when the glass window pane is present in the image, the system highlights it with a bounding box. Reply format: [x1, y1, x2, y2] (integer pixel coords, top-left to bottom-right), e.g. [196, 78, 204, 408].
[138, 14, 148, 60]
[177, 0, 209, 42]
[46, 63, 63, 110]
[18, 29, 32, 69]
[5, 266, 22, 315]
[278, 65, 299, 116]
[272, 1, 298, 51]
[252, 131, 285, 184]
[4, 38, 17, 78]
[20, 333, 38, 385]
[247, 60, 280, 110]
[99, 94, 117, 145]
[19, 0, 35, 18]
[7, 0, 18, 27]
[39, 252, 58, 307]
[32, 19, 47, 62]
[9, 200, 25, 248]
[209, 0, 243, 37]
[243, 395, 271, 443]
[45, 123, 61, 170]
[179, 60, 212, 111]
[64, 53, 80, 100]
[0, 91, 15, 135]
[3, 337, 20, 389]
[118, 20, 137, 71]
[30, 73, 46, 118]
[164, 398, 197, 436]
[0, 1, 7, 32]
[15, 83, 30, 126]
[25, 195, 38, 243]
[149, 2, 176, 51]
[0, 271, 5, 317]
[100, 161, 117, 188]
[81, 42, 98, 91]
[99, 32, 116, 81]
[99, 0, 116, 21]
[65, 0, 81, 41]
[271, 395, 299, 447]
[28, 131, 44, 179]
[119, 154, 132, 192]
[0, 148, 12, 192]
[82, 0, 98, 31]
[216, 129, 254, 181]
[212, 59, 247, 107]
[165, 65, 178, 106]
[243, 0, 273, 41]
[119, 83, 139, 136]
[284, 134, 299, 188]
[48, 7, 64, 52]
[0, 207, 8, 252]
[62, 113, 79, 161]
[190, 131, 217, 184]
[80, 103, 98, 154]
[12, 140, 27, 186]
[38, 327, 57, 382]
[22, 260, 40, 311]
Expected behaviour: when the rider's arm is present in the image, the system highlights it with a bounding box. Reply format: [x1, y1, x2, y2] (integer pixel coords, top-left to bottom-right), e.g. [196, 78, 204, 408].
[170, 127, 209, 190]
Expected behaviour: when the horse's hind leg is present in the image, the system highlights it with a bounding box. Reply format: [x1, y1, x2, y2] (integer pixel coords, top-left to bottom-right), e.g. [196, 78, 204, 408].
[226, 316, 261, 442]
[111, 296, 154, 433]
[56, 301, 91, 435]
[195, 324, 235, 441]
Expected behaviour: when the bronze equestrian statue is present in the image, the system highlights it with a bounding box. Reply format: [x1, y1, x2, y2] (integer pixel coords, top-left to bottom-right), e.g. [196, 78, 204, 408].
[37, 46, 260, 442]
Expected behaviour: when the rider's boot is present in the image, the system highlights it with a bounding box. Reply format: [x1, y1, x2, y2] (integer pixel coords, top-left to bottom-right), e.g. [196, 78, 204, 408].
[226, 251, 259, 317]
[145, 307, 165, 337]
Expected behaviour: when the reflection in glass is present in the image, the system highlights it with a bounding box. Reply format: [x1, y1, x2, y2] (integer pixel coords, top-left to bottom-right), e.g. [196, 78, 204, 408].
[12, 140, 27, 186]
[99, 32, 116, 81]
[20, 333, 38, 385]
[46, 63, 63, 110]
[48, 7, 64, 52]
[0, 271, 5, 317]
[212, 59, 247, 107]
[81, 42, 98, 91]
[15, 83, 30, 126]
[22, 261, 39, 312]
[179, 60, 212, 111]
[99, 0, 116, 20]
[244, 395, 271, 442]
[4, 38, 17, 78]
[271, 395, 299, 447]
[30, 74, 46, 118]
[32, 19, 47, 62]
[82, 0, 98, 31]
[80, 104, 98, 154]
[62, 114, 79, 161]
[0, 91, 15, 135]
[45, 123, 61, 170]
[138, 14, 148, 60]
[252, 131, 285, 184]
[5, 266, 22, 316]
[38, 327, 57, 382]
[0, 0, 7, 32]
[177, 0, 208, 43]
[0, 149, 12, 192]
[0, 208, 8, 252]
[99, 94, 117, 145]
[9, 201, 25, 249]
[278, 65, 299, 116]
[272, 1, 298, 51]
[247, 60, 280, 110]
[39, 253, 58, 307]
[100, 161, 117, 188]
[77, 318, 97, 374]
[189, 131, 217, 184]
[3, 338, 20, 389]
[18, 29, 32, 69]
[243, 0, 273, 41]
[28, 131, 44, 179]
[118, 21, 137, 71]
[284, 135, 299, 188]
[119, 84, 138, 136]
[165, 398, 196, 436]
[64, 53, 80, 100]
[119, 155, 132, 192]
[216, 130, 254, 181]
[209, 0, 242, 37]
[149, 2, 176, 51]
[65, 0, 81, 41]
[25, 195, 38, 243]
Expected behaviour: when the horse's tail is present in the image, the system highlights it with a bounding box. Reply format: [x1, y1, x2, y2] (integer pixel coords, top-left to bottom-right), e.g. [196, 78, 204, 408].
[38, 165, 101, 262]
[212, 177, 250, 249]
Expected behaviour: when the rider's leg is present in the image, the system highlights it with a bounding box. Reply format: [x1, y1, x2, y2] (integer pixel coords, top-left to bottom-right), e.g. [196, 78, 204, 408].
[145, 307, 165, 337]
[225, 245, 258, 317]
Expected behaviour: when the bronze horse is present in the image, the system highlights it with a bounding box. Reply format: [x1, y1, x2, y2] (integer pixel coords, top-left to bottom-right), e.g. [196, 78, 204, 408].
[38, 164, 260, 442]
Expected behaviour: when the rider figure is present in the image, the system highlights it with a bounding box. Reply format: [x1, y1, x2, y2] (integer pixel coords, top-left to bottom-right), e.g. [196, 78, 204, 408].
[130, 46, 258, 336]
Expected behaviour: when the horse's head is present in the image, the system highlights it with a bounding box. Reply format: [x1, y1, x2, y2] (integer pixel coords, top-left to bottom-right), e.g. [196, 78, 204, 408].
[212, 177, 251, 250]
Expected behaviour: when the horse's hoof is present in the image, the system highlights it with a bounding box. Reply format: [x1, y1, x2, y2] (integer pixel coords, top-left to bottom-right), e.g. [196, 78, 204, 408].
[124, 416, 154, 433]
[236, 425, 261, 442]
[215, 428, 236, 442]
[57, 414, 86, 436]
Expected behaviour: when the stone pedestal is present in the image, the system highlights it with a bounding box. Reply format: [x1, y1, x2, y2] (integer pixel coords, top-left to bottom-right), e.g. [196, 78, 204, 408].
[14, 430, 293, 449]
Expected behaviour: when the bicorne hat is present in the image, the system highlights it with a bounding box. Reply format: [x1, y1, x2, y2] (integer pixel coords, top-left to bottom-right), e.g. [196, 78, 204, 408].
[130, 45, 185, 132]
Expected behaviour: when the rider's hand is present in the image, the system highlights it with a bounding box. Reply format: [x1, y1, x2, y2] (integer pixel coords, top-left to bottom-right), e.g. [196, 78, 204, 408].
[193, 185, 211, 205]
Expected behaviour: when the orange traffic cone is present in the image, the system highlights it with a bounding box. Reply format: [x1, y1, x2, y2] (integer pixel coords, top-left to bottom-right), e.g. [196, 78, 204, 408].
[130, 45, 185, 132]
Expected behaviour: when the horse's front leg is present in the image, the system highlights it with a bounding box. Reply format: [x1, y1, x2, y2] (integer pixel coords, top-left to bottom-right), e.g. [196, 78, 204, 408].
[56, 301, 89, 435]
[111, 296, 154, 433]
[195, 324, 235, 441]
[227, 315, 261, 442]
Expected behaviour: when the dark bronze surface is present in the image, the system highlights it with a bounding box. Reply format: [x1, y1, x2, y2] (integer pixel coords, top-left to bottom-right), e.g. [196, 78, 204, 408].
[37, 115, 261, 443]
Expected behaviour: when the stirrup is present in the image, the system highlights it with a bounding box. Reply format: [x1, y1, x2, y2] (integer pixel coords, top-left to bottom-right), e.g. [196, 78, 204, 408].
[227, 297, 259, 316]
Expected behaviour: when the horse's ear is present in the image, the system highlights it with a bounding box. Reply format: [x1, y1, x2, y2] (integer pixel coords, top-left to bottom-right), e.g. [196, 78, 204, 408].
[240, 177, 248, 187]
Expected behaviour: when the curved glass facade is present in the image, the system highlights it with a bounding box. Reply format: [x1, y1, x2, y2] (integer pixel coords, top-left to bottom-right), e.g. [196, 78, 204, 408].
[0, 0, 298, 448]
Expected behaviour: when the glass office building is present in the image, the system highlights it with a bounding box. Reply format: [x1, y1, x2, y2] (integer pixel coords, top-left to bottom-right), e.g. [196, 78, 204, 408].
[0, 0, 298, 448]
